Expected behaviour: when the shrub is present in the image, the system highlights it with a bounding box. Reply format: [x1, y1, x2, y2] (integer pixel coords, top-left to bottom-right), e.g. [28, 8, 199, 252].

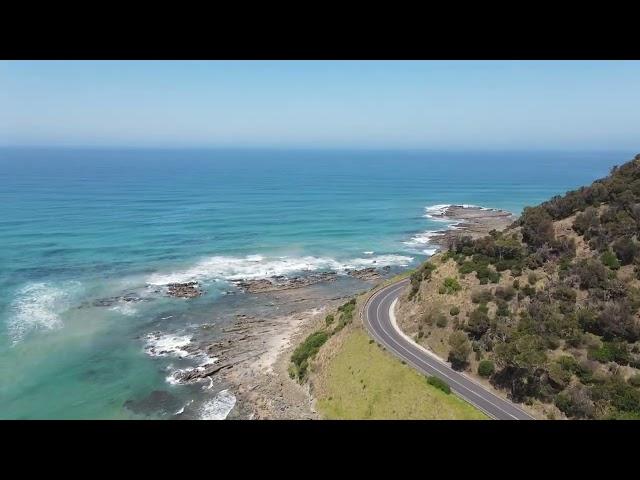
[290, 330, 329, 380]
[478, 359, 495, 377]
[595, 301, 640, 342]
[601, 250, 621, 270]
[422, 312, 435, 326]
[325, 314, 334, 326]
[495, 299, 510, 317]
[527, 272, 537, 285]
[336, 298, 357, 328]
[554, 385, 595, 419]
[613, 236, 638, 265]
[441, 277, 462, 294]
[495, 285, 516, 301]
[513, 279, 520, 290]
[435, 314, 448, 328]
[588, 341, 630, 365]
[426, 376, 451, 394]
[573, 258, 608, 289]
[449, 306, 460, 316]
[471, 289, 492, 304]
[573, 207, 599, 235]
[521, 284, 536, 297]
[408, 262, 437, 299]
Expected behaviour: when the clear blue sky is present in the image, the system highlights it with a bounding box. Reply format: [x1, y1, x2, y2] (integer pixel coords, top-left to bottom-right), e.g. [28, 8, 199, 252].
[1, 60, 639, 150]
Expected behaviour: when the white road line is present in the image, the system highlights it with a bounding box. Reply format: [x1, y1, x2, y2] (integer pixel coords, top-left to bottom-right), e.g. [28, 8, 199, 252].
[364, 281, 531, 420]
[372, 286, 515, 419]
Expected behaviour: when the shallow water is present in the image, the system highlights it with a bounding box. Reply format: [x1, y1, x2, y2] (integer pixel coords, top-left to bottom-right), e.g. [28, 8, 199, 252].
[0, 147, 629, 418]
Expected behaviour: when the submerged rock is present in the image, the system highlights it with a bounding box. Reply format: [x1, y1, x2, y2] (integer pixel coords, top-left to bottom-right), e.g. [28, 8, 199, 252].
[81, 293, 148, 308]
[123, 390, 183, 416]
[346, 267, 382, 281]
[166, 281, 203, 298]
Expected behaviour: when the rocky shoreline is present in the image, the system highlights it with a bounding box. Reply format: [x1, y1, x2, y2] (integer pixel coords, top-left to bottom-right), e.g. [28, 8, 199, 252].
[153, 206, 516, 418]
[160, 267, 397, 419]
[424, 205, 516, 250]
[233, 272, 338, 293]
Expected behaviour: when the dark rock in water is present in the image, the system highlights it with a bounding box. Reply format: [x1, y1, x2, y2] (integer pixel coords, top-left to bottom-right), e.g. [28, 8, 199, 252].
[233, 271, 337, 293]
[123, 390, 183, 416]
[81, 293, 148, 308]
[166, 281, 203, 298]
[346, 267, 382, 281]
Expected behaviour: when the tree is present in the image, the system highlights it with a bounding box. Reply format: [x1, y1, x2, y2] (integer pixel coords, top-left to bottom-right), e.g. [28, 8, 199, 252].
[494, 334, 547, 372]
[448, 331, 471, 370]
[465, 305, 490, 339]
[520, 206, 555, 249]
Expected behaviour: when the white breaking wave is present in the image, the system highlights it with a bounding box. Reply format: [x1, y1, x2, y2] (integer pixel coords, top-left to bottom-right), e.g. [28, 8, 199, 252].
[403, 231, 441, 256]
[405, 203, 497, 256]
[423, 204, 453, 219]
[145, 331, 218, 386]
[8, 281, 80, 345]
[200, 389, 237, 420]
[146, 253, 413, 286]
[164, 355, 219, 386]
[404, 231, 439, 246]
[144, 332, 192, 358]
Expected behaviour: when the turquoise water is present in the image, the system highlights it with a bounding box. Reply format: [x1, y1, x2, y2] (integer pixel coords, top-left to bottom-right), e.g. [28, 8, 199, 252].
[0, 147, 630, 419]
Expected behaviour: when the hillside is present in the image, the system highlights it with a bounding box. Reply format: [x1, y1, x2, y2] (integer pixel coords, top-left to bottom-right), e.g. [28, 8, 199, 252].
[285, 273, 488, 419]
[396, 153, 640, 419]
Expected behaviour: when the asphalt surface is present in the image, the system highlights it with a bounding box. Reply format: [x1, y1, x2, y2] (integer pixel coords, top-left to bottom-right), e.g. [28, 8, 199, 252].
[362, 278, 535, 420]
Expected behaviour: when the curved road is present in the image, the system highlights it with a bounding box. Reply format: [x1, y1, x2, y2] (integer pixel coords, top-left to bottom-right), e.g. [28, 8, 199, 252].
[362, 278, 534, 420]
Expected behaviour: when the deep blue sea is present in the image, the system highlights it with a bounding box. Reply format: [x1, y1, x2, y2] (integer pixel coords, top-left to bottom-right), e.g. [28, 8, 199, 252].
[0, 147, 631, 419]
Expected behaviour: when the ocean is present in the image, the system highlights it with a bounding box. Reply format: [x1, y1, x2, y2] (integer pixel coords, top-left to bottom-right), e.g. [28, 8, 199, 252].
[0, 147, 629, 419]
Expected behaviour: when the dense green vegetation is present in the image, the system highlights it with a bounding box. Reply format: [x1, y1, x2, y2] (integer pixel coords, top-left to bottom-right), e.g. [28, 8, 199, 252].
[440, 277, 462, 294]
[427, 375, 451, 394]
[478, 360, 495, 377]
[290, 331, 329, 381]
[289, 298, 357, 381]
[410, 154, 640, 419]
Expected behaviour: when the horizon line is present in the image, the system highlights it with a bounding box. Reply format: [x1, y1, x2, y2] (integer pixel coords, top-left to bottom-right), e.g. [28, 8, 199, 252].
[1, 144, 637, 154]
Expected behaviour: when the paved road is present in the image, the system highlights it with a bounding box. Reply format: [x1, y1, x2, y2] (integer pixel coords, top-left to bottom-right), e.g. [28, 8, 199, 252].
[362, 278, 535, 420]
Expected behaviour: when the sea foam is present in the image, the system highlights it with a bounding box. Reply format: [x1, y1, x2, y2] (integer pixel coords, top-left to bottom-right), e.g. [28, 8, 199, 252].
[407, 203, 496, 256]
[146, 253, 413, 286]
[200, 389, 237, 420]
[144, 332, 192, 358]
[8, 282, 79, 345]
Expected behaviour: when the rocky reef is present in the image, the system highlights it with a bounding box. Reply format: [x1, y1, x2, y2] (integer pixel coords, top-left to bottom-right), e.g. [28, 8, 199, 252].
[233, 272, 338, 293]
[166, 281, 203, 298]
